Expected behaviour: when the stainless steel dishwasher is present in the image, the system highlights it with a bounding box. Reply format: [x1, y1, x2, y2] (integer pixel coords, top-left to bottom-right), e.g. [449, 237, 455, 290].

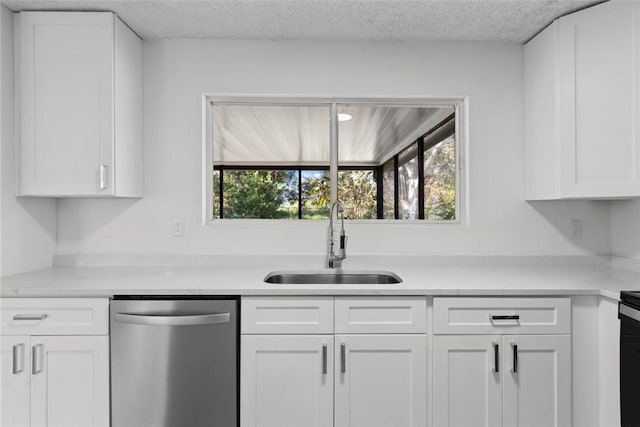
[110, 296, 238, 427]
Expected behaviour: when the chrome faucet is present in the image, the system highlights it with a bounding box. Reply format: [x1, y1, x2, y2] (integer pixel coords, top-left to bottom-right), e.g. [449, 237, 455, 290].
[328, 201, 347, 268]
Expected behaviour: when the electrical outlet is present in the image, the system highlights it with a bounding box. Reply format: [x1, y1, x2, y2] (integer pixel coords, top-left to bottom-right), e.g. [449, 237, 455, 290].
[570, 219, 583, 240]
[172, 218, 184, 237]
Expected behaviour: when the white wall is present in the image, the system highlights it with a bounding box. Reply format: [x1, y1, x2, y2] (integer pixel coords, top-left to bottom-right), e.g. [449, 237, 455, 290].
[56, 39, 611, 257]
[0, 6, 57, 277]
[611, 200, 640, 261]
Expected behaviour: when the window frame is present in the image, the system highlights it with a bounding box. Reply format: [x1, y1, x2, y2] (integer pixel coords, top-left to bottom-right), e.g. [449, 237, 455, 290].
[202, 95, 467, 226]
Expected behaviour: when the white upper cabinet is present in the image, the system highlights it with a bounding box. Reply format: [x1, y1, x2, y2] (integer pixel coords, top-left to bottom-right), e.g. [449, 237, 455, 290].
[15, 12, 143, 197]
[525, 0, 640, 199]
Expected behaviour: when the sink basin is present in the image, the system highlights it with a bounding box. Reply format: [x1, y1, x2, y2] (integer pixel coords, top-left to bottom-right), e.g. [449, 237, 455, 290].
[264, 270, 402, 285]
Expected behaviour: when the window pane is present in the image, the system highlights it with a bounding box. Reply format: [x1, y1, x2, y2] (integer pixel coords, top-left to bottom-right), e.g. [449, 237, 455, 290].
[213, 169, 221, 219]
[382, 161, 394, 219]
[398, 146, 419, 220]
[301, 170, 330, 219]
[213, 105, 330, 164]
[222, 170, 298, 219]
[338, 170, 377, 220]
[424, 135, 456, 220]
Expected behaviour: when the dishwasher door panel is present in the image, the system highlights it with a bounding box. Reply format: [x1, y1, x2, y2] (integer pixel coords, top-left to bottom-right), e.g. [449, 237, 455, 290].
[110, 298, 238, 427]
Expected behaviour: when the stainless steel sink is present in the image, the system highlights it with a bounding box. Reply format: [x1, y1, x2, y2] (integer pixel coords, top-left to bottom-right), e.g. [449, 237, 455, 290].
[264, 270, 402, 285]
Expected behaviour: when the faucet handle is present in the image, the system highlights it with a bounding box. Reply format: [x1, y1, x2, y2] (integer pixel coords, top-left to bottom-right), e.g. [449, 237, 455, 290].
[339, 234, 347, 260]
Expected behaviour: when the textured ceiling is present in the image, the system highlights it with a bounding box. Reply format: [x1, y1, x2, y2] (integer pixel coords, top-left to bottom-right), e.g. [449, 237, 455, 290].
[1, 0, 603, 42]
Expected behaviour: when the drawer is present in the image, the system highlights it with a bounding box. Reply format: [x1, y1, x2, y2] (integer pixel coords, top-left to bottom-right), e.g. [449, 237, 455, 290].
[242, 297, 334, 334]
[1, 298, 109, 336]
[433, 297, 571, 335]
[335, 297, 427, 334]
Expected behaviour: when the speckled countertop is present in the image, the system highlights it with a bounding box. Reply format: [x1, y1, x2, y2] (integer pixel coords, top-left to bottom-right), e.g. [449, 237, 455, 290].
[1, 256, 637, 300]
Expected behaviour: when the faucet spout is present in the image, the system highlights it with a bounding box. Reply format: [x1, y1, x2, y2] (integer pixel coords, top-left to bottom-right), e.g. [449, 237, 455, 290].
[328, 201, 347, 268]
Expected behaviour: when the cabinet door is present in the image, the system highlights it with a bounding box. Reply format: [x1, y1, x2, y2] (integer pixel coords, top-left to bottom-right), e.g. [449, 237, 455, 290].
[433, 335, 502, 427]
[502, 335, 571, 427]
[334, 335, 427, 427]
[241, 335, 334, 427]
[1, 336, 30, 427]
[30, 336, 109, 427]
[18, 12, 115, 196]
[558, 1, 640, 197]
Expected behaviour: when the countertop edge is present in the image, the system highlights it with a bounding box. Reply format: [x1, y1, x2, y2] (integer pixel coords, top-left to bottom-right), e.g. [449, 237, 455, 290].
[0, 287, 620, 300]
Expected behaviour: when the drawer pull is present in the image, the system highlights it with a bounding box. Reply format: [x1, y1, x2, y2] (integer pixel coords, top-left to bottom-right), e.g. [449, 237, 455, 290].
[13, 314, 48, 321]
[12, 343, 24, 374]
[491, 315, 520, 321]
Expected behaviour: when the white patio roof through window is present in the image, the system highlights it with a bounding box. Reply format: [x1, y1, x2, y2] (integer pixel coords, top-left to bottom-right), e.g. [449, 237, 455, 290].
[212, 104, 453, 166]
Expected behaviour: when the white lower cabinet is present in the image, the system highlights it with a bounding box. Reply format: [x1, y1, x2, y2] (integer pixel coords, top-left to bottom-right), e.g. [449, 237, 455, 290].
[0, 335, 109, 427]
[502, 335, 571, 427]
[241, 335, 334, 427]
[1, 336, 30, 426]
[433, 334, 571, 427]
[334, 335, 427, 427]
[433, 335, 502, 427]
[30, 336, 109, 427]
[0, 298, 110, 427]
[240, 297, 428, 427]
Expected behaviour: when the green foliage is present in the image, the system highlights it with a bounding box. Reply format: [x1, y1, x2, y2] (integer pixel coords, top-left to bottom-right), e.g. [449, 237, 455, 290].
[338, 171, 377, 219]
[301, 171, 330, 219]
[212, 136, 456, 221]
[300, 170, 377, 220]
[214, 170, 297, 219]
[424, 137, 456, 220]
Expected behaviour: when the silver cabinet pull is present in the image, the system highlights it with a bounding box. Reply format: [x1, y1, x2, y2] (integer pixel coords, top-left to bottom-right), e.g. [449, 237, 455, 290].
[493, 343, 499, 373]
[32, 344, 44, 375]
[113, 312, 231, 326]
[12, 343, 24, 374]
[340, 343, 346, 374]
[512, 343, 518, 373]
[322, 344, 328, 375]
[13, 314, 48, 321]
[99, 164, 108, 190]
[491, 315, 520, 321]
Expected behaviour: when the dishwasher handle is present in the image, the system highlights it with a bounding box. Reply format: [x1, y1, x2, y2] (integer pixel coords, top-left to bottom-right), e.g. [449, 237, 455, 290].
[113, 312, 231, 326]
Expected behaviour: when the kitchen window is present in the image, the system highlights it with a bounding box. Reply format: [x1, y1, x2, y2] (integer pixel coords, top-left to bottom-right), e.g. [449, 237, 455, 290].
[204, 98, 464, 223]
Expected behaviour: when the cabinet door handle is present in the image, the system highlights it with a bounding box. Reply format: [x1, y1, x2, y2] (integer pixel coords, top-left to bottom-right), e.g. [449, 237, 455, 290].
[32, 344, 44, 375]
[340, 343, 346, 374]
[12, 343, 24, 374]
[493, 343, 499, 373]
[322, 344, 328, 375]
[512, 343, 518, 373]
[13, 314, 47, 321]
[99, 165, 108, 190]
